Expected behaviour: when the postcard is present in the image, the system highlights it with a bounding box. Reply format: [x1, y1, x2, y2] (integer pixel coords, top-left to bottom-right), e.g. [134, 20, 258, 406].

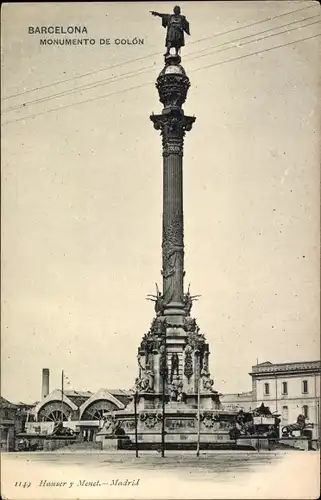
[1, 1, 320, 499]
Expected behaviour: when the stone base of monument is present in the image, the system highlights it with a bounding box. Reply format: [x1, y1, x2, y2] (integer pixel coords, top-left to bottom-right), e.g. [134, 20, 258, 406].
[235, 436, 271, 451]
[96, 435, 118, 451]
[95, 399, 242, 450]
[278, 436, 309, 451]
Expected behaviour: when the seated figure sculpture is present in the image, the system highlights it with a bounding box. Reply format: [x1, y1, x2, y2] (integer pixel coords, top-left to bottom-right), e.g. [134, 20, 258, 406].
[282, 414, 312, 437]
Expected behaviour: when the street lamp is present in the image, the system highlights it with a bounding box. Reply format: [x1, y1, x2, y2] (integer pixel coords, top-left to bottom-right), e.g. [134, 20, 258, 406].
[196, 351, 201, 457]
[160, 320, 168, 457]
[134, 391, 139, 458]
[61, 370, 64, 423]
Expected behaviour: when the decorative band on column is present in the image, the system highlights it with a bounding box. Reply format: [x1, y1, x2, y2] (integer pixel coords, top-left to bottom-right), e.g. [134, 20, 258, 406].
[163, 142, 184, 157]
[156, 73, 191, 110]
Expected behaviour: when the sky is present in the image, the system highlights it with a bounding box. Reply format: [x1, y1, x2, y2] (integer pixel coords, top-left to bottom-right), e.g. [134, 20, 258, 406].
[1, 1, 320, 404]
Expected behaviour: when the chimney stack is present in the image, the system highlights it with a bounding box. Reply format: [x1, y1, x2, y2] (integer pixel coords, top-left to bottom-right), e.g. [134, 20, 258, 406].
[41, 368, 50, 399]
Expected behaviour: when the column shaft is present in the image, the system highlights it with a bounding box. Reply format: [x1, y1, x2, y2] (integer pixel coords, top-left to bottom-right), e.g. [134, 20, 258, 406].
[162, 152, 184, 305]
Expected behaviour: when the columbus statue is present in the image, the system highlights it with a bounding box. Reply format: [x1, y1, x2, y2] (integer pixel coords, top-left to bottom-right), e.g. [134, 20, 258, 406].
[150, 5, 190, 57]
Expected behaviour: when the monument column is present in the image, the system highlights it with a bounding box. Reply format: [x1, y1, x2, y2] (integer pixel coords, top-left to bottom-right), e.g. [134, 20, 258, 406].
[162, 149, 184, 306]
[150, 56, 195, 318]
[129, 7, 222, 428]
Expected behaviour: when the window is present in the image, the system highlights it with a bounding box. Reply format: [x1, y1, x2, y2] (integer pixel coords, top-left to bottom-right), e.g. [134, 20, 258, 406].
[282, 406, 288, 420]
[282, 381, 288, 395]
[264, 383, 270, 395]
[303, 405, 309, 418]
[302, 380, 308, 394]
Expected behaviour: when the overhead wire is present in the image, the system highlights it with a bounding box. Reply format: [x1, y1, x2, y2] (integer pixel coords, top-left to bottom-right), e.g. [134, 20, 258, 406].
[2, 2, 318, 101]
[191, 32, 320, 75]
[186, 1, 319, 46]
[186, 13, 320, 59]
[2, 64, 156, 113]
[2, 13, 320, 114]
[2, 31, 320, 127]
[189, 17, 321, 63]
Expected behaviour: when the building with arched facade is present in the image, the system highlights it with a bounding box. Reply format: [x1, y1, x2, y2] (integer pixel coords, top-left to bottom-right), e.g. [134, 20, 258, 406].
[26, 388, 133, 442]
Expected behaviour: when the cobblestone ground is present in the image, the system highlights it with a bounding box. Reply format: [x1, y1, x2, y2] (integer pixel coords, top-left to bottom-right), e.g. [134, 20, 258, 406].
[1, 450, 320, 499]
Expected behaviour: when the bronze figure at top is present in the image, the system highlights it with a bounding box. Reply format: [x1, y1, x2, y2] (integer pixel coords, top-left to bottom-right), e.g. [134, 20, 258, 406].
[150, 5, 190, 57]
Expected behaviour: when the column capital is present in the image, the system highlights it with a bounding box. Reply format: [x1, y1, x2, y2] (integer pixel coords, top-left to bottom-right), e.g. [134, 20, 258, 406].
[150, 111, 196, 156]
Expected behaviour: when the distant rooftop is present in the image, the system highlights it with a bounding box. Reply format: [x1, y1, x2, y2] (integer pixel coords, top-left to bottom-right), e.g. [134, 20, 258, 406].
[0, 396, 17, 409]
[221, 391, 253, 403]
[64, 390, 93, 397]
[108, 389, 134, 395]
[0, 397, 38, 408]
[250, 360, 321, 376]
[221, 391, 253, 398]
[63, 390, 93, 408]
[109, 389, 133, 405]
[60, 388, 133, 408]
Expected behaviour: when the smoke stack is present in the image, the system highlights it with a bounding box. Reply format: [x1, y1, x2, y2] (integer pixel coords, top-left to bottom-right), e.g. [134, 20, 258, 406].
[42, 368, 50, 399]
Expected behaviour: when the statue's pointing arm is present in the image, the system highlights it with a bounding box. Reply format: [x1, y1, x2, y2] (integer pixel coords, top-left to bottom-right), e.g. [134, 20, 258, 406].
[150, 11, 166, 19]
[150, 11, 170, 27]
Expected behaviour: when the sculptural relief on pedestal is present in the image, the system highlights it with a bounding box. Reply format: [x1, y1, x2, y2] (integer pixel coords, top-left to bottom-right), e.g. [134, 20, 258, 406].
[168, 375, 184, 402]
[135, 355, 154, 393]
[139, 412, 162, 429]
[162, 212, 184, 304]
[184, 344, 193, 381]
[200, 412, 220, 429]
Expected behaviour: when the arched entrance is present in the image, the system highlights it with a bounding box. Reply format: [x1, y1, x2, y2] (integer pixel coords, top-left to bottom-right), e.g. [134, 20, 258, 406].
[38, 402, 72, 422]
[81, 400, 118, 420]
[80, 400, 118, 442]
